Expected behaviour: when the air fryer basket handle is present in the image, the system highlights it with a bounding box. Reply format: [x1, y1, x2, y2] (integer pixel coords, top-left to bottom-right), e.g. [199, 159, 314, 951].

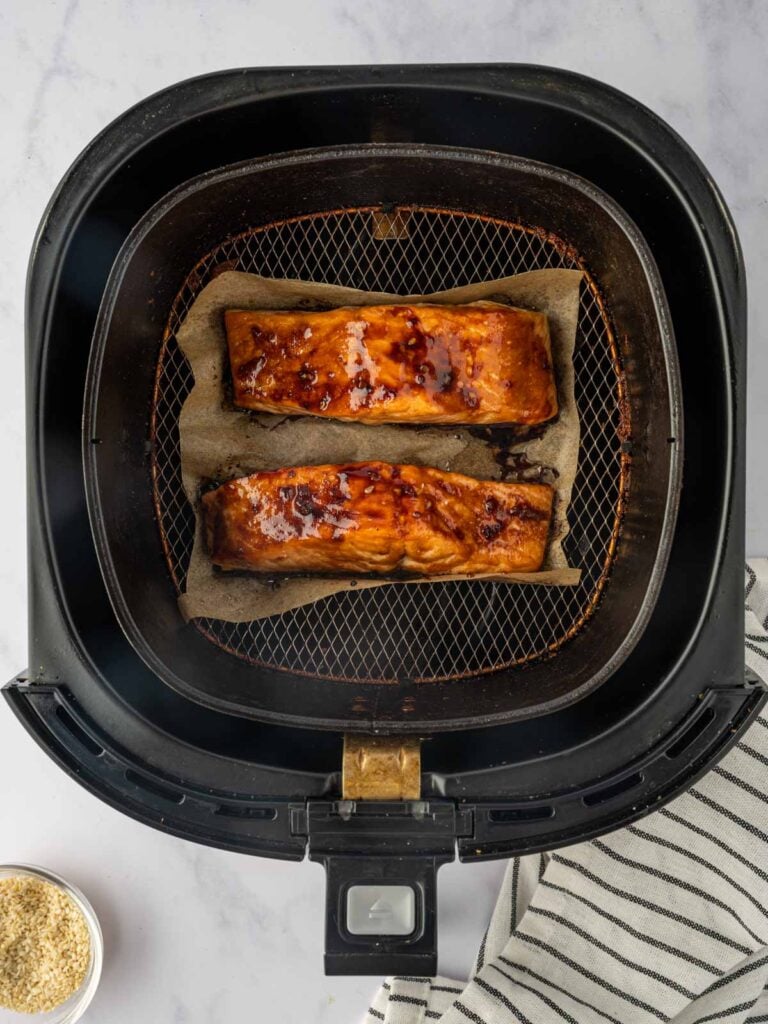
[319, 852, 449, 976]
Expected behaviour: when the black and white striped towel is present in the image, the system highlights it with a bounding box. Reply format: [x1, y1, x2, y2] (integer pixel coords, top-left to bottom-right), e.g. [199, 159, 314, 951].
[364, 560, 768, 1024]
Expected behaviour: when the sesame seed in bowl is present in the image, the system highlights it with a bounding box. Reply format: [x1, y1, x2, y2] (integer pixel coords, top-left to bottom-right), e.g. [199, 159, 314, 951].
[0, 866, 102, 1023]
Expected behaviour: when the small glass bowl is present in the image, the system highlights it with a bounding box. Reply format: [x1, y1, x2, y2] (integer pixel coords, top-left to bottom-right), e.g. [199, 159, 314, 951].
[0, 865, 103, 1024]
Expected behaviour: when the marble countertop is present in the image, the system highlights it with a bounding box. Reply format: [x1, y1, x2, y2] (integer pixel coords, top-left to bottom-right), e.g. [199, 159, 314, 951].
[1, 2, 767, 1021]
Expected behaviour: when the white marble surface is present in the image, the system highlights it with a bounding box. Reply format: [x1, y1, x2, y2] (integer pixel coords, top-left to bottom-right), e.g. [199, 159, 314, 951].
[1, 2, 767, 1021]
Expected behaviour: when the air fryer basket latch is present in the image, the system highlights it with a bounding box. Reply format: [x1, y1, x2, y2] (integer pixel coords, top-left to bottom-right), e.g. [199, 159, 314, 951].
[294, 800, 472, 976]
[342, 733, 421, 800]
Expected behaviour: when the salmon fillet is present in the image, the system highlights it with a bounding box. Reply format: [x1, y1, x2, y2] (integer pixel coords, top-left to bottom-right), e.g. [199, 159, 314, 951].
[225, 302, 557, 426]
[203, 462, 554, 576]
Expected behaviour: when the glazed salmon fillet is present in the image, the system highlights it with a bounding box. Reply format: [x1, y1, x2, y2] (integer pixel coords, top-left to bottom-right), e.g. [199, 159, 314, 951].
[203, 462, 554, 576]
[225, 303, 557, 425]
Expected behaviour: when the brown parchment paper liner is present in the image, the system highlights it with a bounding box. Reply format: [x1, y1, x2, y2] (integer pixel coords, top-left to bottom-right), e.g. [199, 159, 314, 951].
[175, 270, 582, 622]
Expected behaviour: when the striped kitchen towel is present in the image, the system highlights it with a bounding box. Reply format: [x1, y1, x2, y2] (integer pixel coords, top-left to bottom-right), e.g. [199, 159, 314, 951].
[364, 560, 768, 1024]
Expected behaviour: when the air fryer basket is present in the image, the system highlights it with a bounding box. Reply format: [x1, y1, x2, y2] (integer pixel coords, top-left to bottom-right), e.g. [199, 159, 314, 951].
[84, 144, 681, 731]
[154, 206, 626, 682]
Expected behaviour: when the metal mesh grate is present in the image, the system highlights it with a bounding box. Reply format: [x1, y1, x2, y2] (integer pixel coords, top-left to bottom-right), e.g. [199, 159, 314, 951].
[151, 207, 626, 682]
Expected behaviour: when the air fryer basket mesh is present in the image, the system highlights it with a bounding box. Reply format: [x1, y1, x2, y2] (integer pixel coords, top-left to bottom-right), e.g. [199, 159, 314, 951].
[150, 206, 627, 682]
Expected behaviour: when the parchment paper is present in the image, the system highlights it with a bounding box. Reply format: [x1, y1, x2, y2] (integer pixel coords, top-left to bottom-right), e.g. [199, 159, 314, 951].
[175, 270, 583, 622]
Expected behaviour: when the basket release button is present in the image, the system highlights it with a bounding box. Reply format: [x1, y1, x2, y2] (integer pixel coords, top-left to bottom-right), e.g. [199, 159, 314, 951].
[346, 884, 416, 935]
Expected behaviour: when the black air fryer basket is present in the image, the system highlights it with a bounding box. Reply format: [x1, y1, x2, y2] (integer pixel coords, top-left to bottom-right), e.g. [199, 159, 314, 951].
[5, 65, 765, 976]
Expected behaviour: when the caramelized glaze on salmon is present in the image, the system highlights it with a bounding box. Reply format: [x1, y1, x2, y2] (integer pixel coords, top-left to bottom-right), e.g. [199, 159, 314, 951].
[203, 462, 553, 576]
[226, 303, 557, 425]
